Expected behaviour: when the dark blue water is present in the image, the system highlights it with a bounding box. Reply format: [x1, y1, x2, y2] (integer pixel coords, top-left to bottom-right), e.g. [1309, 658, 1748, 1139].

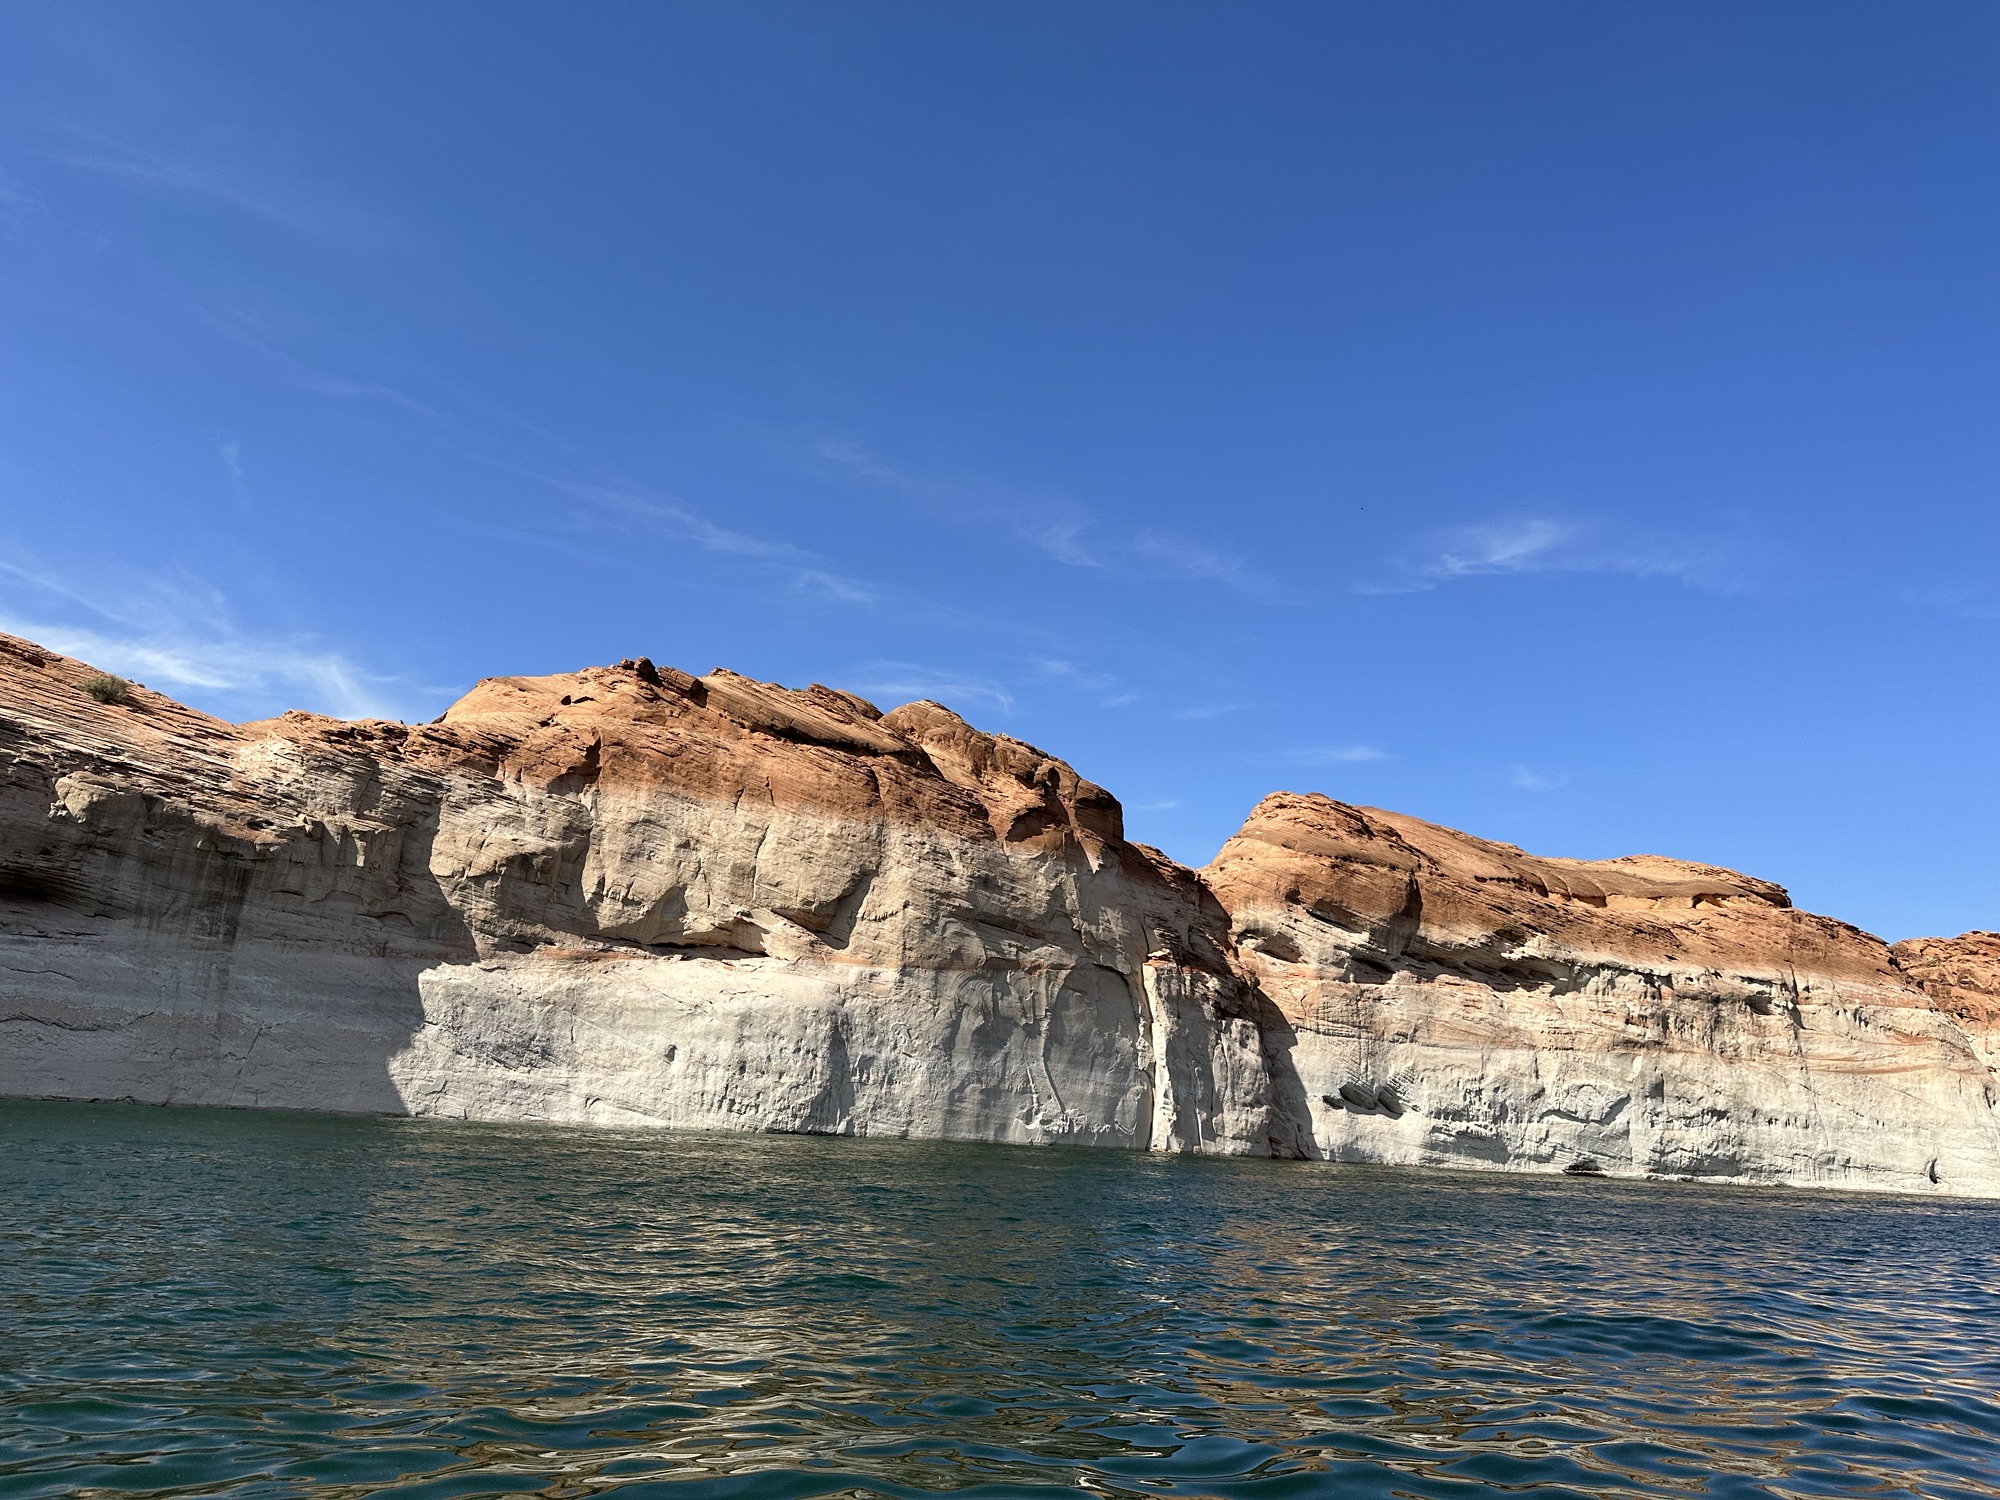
[3, 1102, 1997, 1500]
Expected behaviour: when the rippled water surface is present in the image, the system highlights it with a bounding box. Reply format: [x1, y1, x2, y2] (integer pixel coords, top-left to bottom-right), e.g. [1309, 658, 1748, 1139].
[4, 1103, 1998, 1500]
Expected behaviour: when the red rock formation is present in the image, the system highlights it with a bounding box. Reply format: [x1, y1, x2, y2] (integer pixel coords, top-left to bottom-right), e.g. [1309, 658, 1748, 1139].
[0, 636, 1286, 1154]
[1203, 793, 2000, 1191]
[3, 632, 1996, 1193]
[1890, 931, 2000, 1053]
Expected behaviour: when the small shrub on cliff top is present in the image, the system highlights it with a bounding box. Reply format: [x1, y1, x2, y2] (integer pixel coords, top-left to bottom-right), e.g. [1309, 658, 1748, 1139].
[81, 675, 131, 706]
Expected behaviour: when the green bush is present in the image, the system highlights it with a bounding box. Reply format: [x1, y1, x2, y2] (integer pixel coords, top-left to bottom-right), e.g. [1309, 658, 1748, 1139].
[82, 675, 131, 706]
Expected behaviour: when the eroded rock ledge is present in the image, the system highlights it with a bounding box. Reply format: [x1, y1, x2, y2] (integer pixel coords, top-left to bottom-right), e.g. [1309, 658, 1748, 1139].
[2, 632, 1995, 1195]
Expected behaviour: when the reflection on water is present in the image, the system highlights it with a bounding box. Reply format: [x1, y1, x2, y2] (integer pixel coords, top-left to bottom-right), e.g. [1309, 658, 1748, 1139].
[2, 1101, 1997, 1500]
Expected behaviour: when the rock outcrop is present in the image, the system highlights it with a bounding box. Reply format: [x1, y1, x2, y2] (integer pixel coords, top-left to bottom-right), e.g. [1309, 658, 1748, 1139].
[0, 637, 1288, 1155]
[1887, 931, 2000, 1068]
[2, 631, 1996, 1194]
[1207, 794, 2000, 1194]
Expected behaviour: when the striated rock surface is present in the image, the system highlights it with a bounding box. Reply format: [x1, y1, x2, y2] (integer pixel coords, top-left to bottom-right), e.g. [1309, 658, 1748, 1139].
[1205, 794, 2000, 1194]
[2, 631, 1996, 1194]
[0, 637, 1286, 1155]
[1887, 931, 2000, 1067]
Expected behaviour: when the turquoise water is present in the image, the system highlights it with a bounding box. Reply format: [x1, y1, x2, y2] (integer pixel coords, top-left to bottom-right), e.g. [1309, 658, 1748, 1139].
[2, 1102, 1997, 1500]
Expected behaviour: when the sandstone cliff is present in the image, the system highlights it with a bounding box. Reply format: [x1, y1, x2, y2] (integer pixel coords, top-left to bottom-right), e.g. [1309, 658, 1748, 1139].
[1206, 793, 2000, 1193]
[3, 632, 1996, 1194]
[0, 636, 1288, 1155]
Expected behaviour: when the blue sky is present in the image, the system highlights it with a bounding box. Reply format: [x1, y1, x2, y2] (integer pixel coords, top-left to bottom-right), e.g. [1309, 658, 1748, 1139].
[1, 2, 1995, 941]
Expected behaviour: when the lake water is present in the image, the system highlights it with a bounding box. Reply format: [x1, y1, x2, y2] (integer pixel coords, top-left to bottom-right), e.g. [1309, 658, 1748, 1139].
[2, 1101, 1997, 1500]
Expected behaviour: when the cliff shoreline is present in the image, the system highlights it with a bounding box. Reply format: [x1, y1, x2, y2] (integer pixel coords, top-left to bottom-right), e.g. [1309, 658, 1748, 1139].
[4, 632, 1995, 1195]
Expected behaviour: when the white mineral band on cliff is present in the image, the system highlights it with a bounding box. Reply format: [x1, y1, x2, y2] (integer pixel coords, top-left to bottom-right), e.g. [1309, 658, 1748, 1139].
[2, 632, 1996, 1195]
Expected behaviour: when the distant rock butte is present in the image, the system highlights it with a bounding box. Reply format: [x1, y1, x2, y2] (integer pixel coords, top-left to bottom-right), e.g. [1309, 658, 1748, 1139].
[2, 631, 1996, 1195]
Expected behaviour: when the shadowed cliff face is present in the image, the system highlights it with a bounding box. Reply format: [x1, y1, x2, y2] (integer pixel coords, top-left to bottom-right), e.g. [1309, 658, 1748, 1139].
[2, 632, 1996, 1193]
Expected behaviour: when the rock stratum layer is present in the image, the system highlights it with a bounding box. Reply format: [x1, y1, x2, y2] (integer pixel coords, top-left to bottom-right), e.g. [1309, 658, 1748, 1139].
[3, 633, 1997, 1195]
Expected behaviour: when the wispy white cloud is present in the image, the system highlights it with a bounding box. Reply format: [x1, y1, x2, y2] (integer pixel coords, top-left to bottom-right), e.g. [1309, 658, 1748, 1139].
[1361, 516, 1760, 596]
[816, 438, 1274, 597]
[0, 165, 52, 235]
[217, 438, 253, 513]
[1902, 587, 2000, 622]
[0, 556, 422, 720]
[1284, 744, 1392, 766]
[36, 125, 400, 250]
[7, 619, 398, 720]
[1127, 528, 1277, 598]
[556, 479, 877, 606]
[186, 299, 879, 611]
[1129, 798, 1182, 812]
[814, 440, 903, 488]
[847, 660, 1015, 715]
[190, 302, 452, 423]
[1036, 657, 1140, 708]
[292, 371, 448, 423]
[822, 653, 1157, 722]
[818, 438, 1101, 568]
[1510, 765, 1570, 792]
[1418, 518, 1573, 582]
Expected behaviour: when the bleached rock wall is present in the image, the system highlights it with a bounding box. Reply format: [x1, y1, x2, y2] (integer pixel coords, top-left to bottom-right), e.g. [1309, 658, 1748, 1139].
[0, 639, 1290, 1156]
[1204, 793, 2000, 1195]
[3, 632, 1997, 1194]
